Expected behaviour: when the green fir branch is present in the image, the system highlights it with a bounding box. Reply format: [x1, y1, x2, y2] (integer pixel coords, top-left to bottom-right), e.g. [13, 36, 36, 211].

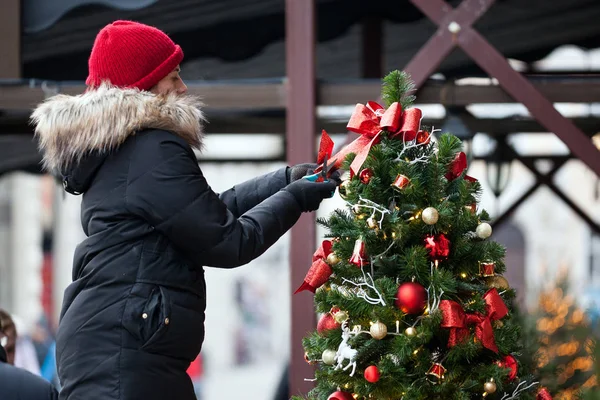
[382, 70, 416, 109]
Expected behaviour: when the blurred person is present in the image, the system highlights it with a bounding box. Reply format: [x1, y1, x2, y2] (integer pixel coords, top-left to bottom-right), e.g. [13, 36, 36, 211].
[31, 315, 54, 368]
[12, 315, 42, 376]
[186, 352, 204, 399]
[31, 20, 340, 400]
[0, 309, 17, 365]
[0, 329, 58, 400]
[0, 310, 42, 375]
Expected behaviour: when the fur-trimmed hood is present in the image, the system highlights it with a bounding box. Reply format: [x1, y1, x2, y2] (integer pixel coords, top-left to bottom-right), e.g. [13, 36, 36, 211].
[31, 83, 205, 173]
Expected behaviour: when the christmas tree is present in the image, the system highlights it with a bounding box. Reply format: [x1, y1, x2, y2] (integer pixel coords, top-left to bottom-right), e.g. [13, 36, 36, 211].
[532, 277, 598, 399]
[294, 71, 551, 400]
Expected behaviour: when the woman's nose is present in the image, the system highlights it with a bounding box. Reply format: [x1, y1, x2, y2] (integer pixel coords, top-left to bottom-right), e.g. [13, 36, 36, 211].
[178, 80, 188, 95]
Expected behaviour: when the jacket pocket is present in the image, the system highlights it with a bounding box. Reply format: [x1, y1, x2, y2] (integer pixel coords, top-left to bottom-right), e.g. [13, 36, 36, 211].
[122, 283, 171, 351]
[141, 285, 171, 350]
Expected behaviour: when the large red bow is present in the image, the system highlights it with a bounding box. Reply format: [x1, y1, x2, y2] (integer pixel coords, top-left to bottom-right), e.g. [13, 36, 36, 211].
[319, 101, 422, 176]
[439, 288, 508, 353]
[295, 240, 333, 294]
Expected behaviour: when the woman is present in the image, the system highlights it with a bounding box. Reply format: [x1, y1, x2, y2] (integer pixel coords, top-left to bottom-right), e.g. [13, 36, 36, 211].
[32, 20, 339, 400]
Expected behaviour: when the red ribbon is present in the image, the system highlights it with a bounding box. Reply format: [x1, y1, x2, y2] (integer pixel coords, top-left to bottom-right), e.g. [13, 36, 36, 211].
[440, 288, 508, 353]
[445, 151, 477, 183]
[537, 388, 553, 400]
[295, 240, 333, 294]
[320, 101, 422, 175]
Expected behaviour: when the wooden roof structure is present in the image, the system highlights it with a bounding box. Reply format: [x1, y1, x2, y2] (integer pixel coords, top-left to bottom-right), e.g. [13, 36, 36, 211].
[1, 0, 600, 396]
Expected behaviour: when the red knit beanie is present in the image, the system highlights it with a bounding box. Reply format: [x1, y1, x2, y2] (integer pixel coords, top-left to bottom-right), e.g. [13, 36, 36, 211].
[86, 20, 184, 91]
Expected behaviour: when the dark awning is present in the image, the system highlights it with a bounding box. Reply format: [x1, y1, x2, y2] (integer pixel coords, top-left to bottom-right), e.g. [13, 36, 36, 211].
[22, 0, 600, 81]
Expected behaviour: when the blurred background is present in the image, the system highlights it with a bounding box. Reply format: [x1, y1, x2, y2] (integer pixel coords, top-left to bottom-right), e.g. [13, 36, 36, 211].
[0, 0, 599, 399]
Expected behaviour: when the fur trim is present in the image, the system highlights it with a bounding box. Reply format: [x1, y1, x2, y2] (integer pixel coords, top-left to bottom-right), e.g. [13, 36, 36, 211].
[31, 83, 205, 172]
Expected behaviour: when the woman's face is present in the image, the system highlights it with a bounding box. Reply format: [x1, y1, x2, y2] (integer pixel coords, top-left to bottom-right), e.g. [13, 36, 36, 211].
[151, 65, 188, 96]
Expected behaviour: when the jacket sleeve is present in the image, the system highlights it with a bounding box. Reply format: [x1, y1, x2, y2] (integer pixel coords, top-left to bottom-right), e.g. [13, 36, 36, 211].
[125, 132, 302, 268]
[218, 168, 288, 218]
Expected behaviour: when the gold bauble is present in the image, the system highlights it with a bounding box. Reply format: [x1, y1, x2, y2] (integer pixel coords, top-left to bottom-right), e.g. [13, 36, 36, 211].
[494, 320, 504, 328]
[484, 380, 497, 394]
[370, 321, 388, 340]
[339, 180, 351, 199]
[421, 207, 439, 225]
[322, 349, 337, 365]
[367, 217, 378, 229]
[326, 253, 340, 265]
[486, 275, 510, 290]
[405, 327, 417, 337]
[334, 310, 349, 323]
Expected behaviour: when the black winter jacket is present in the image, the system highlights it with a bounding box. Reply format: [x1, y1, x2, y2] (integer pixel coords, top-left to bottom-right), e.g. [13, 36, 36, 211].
[0, 344, 58, 400]
[32, 85, 303, 400]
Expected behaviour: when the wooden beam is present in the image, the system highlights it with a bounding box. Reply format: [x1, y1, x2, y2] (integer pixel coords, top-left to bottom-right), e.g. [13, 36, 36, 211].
[458, 30, 600, 177]
[286, 0, 317, 396]
[407, 0, 600, 176]
[0, 0, 21, 79]
[2, 77, 600, 111]
[2, 113, 597, 137]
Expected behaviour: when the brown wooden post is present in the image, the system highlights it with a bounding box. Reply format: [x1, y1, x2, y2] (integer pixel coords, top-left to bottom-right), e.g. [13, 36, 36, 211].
[0, 0, 21, 79]
[286, 0, 317, 396]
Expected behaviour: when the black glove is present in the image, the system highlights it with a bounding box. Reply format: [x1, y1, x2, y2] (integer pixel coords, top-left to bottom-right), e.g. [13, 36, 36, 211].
[327, 170, 343, 186]
[286, 163, 318, 183]
[283, 177, 338, 212]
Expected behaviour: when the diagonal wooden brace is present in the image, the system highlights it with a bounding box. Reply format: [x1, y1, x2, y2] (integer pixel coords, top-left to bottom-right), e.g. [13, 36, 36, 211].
[503, 146, 600, 235]
[405, 0, 496, 88]
[408, 0, 600, 177]
[492, 159, 567, 229]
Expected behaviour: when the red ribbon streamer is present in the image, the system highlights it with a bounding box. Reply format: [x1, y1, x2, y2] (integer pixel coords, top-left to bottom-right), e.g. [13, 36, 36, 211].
[295, 240, 333, 294]
[537, 388, 553, 400]
[440, 288, 508, 353]
[320, 101, 422, 175]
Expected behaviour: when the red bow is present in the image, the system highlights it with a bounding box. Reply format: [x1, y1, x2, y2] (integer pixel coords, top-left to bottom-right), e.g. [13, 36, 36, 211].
[295, 240, 333, 294]
[445, 152, 477, 183]
[439, 288, 508, 353]
[320, 101, 422, 176]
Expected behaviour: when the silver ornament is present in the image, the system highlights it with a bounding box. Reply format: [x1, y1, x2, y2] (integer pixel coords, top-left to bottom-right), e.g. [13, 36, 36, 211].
[322, 349, 337, 365]
[421, 207, 439, 225]
[476, 222, 492, 239]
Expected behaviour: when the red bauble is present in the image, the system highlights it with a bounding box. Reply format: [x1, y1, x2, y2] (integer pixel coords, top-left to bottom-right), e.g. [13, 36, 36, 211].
[328, 391, 354, 400]
[359, 168, 374, 184]
[364, 365, 380, 383]
[496, 355, 518, 381]
[416, 130, 430, 145]
[395, 282, 427, 314]
[317, 313, 341, 335]
[424, 234, 450, 261]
